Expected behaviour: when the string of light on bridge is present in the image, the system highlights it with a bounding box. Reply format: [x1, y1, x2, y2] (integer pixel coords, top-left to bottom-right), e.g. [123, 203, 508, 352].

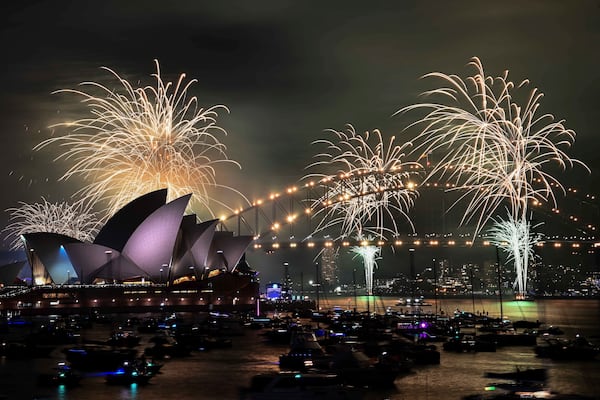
[220, 165, 597, 247]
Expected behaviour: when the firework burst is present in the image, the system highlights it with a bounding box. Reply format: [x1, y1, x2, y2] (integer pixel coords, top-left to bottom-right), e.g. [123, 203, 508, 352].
[350, 237, 381, 296]
[304, 124, 420, 240]
[399, 57, 588, 296]
[3, 198, 100, 250]
[35, 60, 247, 219]
[486, 215, 543, 296]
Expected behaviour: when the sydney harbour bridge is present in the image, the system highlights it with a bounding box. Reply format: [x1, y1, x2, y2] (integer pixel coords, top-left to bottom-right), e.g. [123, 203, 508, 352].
[219, 168, 598, 252]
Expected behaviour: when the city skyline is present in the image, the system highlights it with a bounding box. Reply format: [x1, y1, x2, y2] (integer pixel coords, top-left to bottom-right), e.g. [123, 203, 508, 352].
[1, 2, 599, 286]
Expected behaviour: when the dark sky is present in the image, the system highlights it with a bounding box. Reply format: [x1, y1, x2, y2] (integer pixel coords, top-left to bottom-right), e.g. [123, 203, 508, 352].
[1, 1, 599, 281]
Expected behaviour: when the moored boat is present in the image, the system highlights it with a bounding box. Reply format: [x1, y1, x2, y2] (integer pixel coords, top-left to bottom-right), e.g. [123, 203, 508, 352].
[240, 371, 364, 400]
[484, 367, 547, 382]
[105, 360, 154, 385]
[38, 362, 82, 387]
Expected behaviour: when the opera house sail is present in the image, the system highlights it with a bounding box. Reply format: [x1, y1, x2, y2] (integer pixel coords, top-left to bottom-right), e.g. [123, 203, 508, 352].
[0, 189, 259, 314]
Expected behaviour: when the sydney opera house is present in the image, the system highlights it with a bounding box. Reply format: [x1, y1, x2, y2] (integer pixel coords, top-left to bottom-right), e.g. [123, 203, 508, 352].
[0, 189, 259, 314]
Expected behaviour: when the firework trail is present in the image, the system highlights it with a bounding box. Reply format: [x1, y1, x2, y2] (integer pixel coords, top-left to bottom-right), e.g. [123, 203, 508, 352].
[350, 237, 381, 296]
[486, 215, 543, 296]
[304, 124, 420, 241]
[3, 198, 100, 250]
[35, 60, 248, 219]
[399, 57, 588, 296]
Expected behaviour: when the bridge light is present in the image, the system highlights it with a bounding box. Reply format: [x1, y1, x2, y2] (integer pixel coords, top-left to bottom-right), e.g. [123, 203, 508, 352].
[553, 243, 562, 248]
[272, 243, 280, 249]
[413, 240, 421, 246]
[360, 240, 369, 246]
[305, 208, 312, 214]
[272, 223, 280, 230]
[342, 241, 350, 247]
[483, 241, 490, 246]
[307, 242, 315, 248]
[394, 240, 403, 246]
[290, 243, 297, 248]
[448, 240, 455, 246]
[377, 241, 385, 246]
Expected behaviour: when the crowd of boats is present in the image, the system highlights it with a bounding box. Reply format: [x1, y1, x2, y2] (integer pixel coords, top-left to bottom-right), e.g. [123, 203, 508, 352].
[248, 305, 599, 399]
[0, 302, 598, 399]
[0, 312, 235, 390]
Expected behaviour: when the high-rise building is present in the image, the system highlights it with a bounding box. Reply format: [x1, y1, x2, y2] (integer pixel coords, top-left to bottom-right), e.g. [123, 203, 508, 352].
[321, 247, 339, 288]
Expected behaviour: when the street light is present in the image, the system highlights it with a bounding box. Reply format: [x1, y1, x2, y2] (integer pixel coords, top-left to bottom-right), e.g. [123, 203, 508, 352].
[159, 268, 164, 284]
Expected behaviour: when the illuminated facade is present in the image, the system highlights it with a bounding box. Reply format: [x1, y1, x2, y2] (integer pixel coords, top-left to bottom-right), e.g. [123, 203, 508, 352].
[16, 189, 254, 286]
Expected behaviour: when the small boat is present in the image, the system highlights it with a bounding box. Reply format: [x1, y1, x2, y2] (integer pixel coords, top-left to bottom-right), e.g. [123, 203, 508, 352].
[484, 367, 548, 382]
[464, 380, 596, 399]
[327, 346, 403, 388]
[395, 297, 432, 307]
[105, 361, 154, 385]
[535, 335, 600, 360]
[106, 330, 142, 348]
[279, 330, 330, 370]
[38, 362, 82, 387]
[63, 344, 137, 370]
[477, 331, 537, 347]
[443, 334, 496, 352]
[240, 371, 365, 400]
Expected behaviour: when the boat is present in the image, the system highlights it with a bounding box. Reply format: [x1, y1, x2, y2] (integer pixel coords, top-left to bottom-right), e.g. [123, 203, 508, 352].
[326, 345, 403, 388]
[63, 344, 137, 370]
[144, 334, 192, 359]
[105, 360, 154, 385]
[443, 334, 496, 352]
[279, 329, 330, 370]
[484, 367, 548, 382]
[477, 331, 537, 347]
[534, 335, 600, 360]
[239, 371, 365, 400]
[38, 362, 82, 387]
[395, 297, 432, 308]
[105, 330, 142, 348]
[0, 340, 54, 359]
[464, 380, 596, 399]
[132, 356, 163, 375]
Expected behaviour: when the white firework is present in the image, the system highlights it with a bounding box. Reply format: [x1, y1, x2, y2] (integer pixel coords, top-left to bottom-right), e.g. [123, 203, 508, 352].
[399, 57, 588, 296]
[350, 237, 381, 296]
[304, 124, 420, 240]
[35, 60, 247, 219]
[3, 198, 99, 250]
[486, 216, 543, 296]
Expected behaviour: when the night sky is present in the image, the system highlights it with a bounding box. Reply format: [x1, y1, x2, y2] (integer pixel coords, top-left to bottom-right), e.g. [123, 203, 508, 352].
[1, 1, 599, 282]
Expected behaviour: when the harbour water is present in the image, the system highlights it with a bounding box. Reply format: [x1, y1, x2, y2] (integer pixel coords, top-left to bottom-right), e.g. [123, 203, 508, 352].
[1, 297, 599, 400]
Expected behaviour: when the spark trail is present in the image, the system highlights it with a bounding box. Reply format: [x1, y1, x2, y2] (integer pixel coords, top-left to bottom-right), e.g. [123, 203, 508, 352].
[399, 57, 588, 296]
[35, 60, 248, 219]
[304, 124, 420, 241]
[486, 216, 543, 296]
[3, 198, 99, 250]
